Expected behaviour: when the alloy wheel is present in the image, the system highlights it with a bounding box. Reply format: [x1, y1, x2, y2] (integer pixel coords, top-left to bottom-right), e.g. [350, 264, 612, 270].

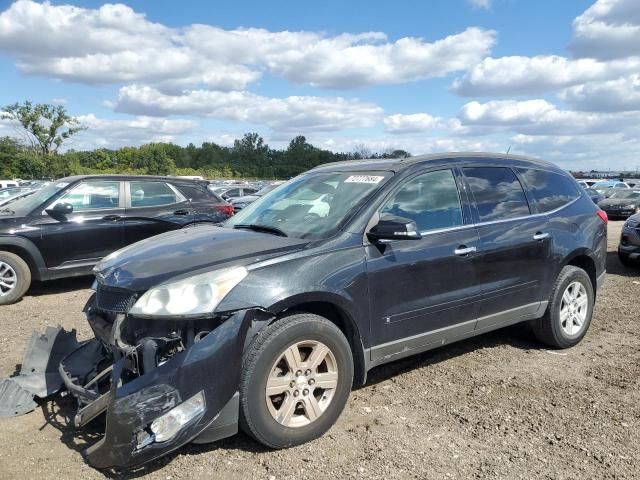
[265, 340, 338, 428]
[559, 281, 588, 336]
[0, 261, 17, 297]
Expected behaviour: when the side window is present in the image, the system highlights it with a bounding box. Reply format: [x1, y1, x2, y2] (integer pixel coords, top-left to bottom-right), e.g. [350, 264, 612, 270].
[516, 168, 580, 213]
[463, 167, 530, 222]
[130, 181, 182, 207]
[56, 181, 120, 210]
[380, 169, 463, 232]
[178, 184, 214, 202]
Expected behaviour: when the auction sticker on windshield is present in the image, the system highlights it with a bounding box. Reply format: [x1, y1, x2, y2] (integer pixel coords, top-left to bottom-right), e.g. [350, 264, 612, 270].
[345, 175, 385, 184]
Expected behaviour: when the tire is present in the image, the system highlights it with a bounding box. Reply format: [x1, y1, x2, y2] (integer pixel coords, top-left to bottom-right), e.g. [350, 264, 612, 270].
[239, 313, 353, 448]
[618, 251, 637, 268]
[0, 251, 31, 305]
[532, 265, 594, 348]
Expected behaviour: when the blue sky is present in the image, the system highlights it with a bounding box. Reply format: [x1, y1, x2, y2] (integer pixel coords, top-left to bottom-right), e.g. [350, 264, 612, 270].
[0, 0, 638, 171]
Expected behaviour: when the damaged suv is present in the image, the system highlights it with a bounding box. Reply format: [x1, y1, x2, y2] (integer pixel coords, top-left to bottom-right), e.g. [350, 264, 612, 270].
[3, 154, 607, 469]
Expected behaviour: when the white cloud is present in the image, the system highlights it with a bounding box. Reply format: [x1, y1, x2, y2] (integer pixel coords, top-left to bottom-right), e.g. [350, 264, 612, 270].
[560, 74, 640, 112]
[468, 0, 492, 10]
[113, 85, 383, 132]
[383, 113, 466, 134]
[452, 0, 640, 97]
[458, 99, 633, 135]
[0, 1, 496, 90]
[70, 114, 197, 149]
[570, 0, 640, 60]
[252, 27, 496, 89]
[451, 55, 640, 96]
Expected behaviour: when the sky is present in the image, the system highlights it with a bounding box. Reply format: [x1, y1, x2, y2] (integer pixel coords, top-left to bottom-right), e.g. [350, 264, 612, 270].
[0, 0, 639, 171]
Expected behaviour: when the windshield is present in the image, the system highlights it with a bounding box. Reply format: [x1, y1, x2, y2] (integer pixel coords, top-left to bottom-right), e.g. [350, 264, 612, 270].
[585, 188, 599, 196]
[609, 190, 640, 200]
[226, 172, 391, 239]
[1, 181, 67, 214]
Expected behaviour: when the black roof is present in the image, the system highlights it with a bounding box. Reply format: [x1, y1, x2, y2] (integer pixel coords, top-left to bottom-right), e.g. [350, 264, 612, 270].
[310, 152, 560, 174]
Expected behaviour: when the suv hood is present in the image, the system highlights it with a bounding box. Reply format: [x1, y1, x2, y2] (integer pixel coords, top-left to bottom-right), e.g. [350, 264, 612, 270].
[94, 225, 309, 291]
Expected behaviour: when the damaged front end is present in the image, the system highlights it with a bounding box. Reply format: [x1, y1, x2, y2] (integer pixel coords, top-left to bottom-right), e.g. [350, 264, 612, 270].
[3, 288, 270, 469]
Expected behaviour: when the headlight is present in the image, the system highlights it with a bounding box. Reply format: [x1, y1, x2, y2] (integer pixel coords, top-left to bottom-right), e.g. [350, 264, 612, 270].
[129, 266, 247, 318]
[624, 218, 639, 228]
[234, 202, 246, 208]
[150, 391, 206, 443]
[623, 204, 637, 209]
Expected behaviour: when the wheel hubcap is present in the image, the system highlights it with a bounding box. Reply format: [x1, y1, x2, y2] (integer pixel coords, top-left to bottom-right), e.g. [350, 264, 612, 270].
[0, 261, 17, 297]
[560, 281, 588, 336]
[265, 340, 338, 428]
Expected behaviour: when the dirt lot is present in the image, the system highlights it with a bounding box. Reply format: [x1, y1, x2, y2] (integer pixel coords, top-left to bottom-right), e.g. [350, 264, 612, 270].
[0, 220, 638, 479]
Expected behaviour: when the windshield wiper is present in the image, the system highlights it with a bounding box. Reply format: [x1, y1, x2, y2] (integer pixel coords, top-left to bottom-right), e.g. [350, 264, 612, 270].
[233, 224, 288, 237]
[0, 208, 15, 215]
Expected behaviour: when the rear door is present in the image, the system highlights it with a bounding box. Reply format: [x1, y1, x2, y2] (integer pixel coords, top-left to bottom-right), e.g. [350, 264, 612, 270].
[123, 180, 196, 244]
[36, 180, 125, 268]
[462, 166, 551, 328]
[366, 168, 482, 360]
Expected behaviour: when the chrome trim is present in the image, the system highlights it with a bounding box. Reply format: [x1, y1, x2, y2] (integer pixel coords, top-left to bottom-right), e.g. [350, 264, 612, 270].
[454, 246, 477, 255]
[533, 232, 550, 240]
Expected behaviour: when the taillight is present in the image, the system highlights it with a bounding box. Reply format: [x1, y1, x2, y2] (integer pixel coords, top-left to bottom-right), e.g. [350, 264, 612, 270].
[596, 209, 608, 225]
[214, 204, 234, 216]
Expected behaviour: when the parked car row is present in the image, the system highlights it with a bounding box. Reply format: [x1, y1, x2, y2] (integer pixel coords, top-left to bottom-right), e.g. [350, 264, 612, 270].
[0, 175, 234, 304]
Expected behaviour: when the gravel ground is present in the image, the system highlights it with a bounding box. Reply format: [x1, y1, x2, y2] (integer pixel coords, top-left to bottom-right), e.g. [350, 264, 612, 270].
[0, 220, 638, 480]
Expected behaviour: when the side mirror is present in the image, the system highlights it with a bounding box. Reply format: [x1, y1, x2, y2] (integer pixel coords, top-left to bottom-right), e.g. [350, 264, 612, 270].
[46, 202, 73, 221]
[367, 215, 421, 242]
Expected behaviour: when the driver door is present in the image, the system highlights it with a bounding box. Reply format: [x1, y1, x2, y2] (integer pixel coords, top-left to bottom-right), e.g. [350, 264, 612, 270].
[365, 168, 482, 361]
[35, 180, 126, 268]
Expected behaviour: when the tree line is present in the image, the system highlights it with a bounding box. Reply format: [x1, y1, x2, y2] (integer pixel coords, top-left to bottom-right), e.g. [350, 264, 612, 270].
[0, 101, 410, 180]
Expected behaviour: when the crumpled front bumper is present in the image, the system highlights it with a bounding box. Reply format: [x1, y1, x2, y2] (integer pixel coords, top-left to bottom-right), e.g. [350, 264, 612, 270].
[61, 309, 255, 470]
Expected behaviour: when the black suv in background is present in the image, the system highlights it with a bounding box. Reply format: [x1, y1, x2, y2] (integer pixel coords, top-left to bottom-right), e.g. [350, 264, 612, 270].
[7, 154, 607, 468]
[618, 212, 640, 267]
[0, 175, 233, 304]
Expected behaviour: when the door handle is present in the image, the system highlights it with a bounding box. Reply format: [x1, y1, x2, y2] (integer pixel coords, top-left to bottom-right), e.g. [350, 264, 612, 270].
[174, 209, 190, 216]
[454, 245, 477, 256]
[102, 215, 121, 221]
[533, 232, 550, 241]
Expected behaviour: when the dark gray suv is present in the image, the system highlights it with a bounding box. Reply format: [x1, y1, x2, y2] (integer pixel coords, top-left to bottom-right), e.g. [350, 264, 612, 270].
[1, 153, 608, 469]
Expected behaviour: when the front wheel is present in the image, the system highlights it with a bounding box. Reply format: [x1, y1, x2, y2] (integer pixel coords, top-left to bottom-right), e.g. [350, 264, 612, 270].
[0, 251, 31, 305]
[239, 313, 353, 448]
[532, 265, 594, 348]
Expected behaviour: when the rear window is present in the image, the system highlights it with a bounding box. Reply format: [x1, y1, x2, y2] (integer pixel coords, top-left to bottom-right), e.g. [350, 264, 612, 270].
[463, 167, 530, 222]
[516, 168, 580, 213]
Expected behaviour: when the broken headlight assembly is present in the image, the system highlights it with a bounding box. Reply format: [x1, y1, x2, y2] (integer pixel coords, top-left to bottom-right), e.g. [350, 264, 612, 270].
[129, 266, 247, 318]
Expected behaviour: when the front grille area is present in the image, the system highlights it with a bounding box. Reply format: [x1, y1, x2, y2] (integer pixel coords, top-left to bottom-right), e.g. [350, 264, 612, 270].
[96, 285, 136, 313]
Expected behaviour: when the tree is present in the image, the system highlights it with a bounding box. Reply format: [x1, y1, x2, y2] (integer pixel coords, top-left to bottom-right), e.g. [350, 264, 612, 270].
[1, 101, 86, 155]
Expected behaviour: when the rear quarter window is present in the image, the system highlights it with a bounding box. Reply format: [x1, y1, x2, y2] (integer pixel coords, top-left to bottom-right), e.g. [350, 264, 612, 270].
[177, 184, 219, 202]
[516, 168, 580, 213]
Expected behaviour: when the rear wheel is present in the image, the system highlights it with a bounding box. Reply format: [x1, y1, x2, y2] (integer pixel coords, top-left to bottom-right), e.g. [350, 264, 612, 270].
[0, 251, 31, 305]
[532, 265, 594, 348]
[239, 313, 353, 448]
